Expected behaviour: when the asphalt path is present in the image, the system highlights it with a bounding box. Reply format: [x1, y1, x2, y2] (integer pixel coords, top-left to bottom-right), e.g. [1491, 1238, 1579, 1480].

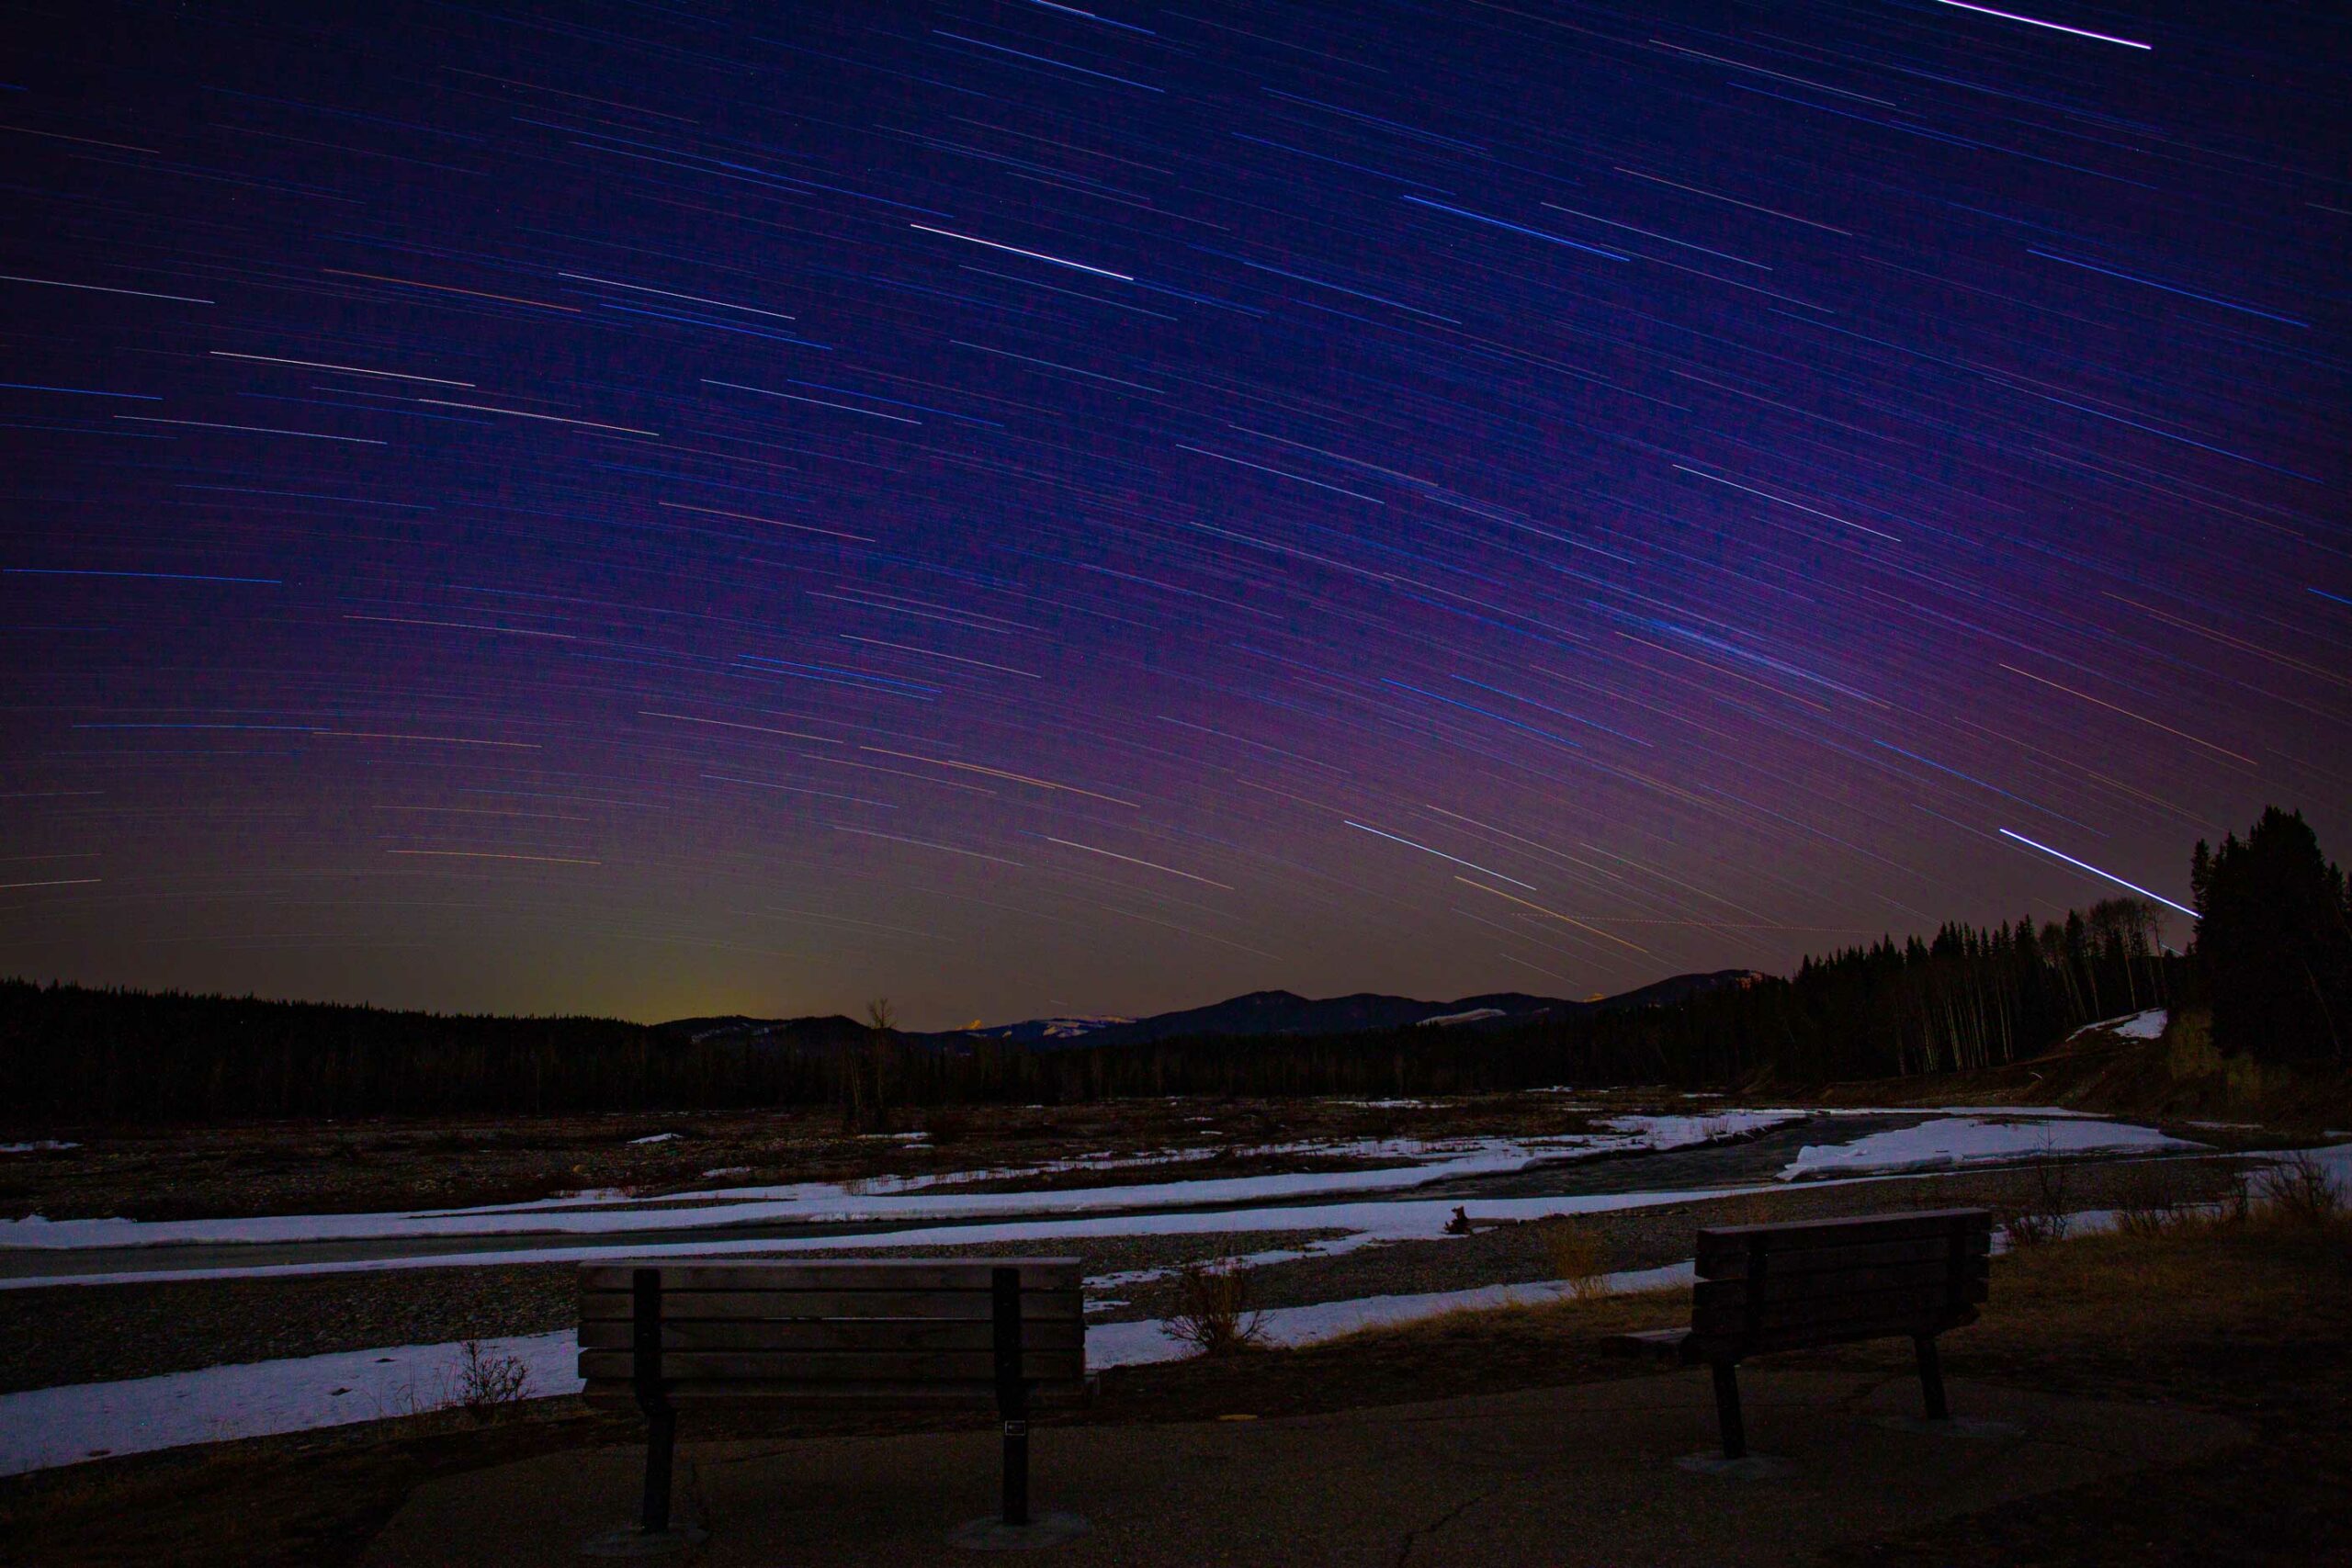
[0, 1112, 1929, 1282]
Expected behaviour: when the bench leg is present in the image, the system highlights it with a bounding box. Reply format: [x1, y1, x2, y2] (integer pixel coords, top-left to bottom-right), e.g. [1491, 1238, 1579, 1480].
[991, 1265, 1032, 1527]
[1709, 1360, 1747, 1461]
[640, 1405, 676, 1535]
[1001, 1392, 1031, 1527]
[1915, 1335, 1950, 1422]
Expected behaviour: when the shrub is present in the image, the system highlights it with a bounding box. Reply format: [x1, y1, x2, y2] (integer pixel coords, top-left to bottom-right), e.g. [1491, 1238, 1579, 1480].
[1167, 1261, 1267, 1356]
[451, 1338, 530, 1421]
[2000, 1151, 2073, 1247]
[2256, 1150, 2346, 1227]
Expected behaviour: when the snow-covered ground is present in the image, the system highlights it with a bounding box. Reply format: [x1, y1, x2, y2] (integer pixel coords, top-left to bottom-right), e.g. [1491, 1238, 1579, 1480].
[10, 1136, 2337, 1479]
[1085, 1261, 1697, 1368]
[1, 1108, 2206, 1291]
[0, 1114, 1804, 1254]
[2, 1179, 1772, 1291]
[1778, 1116, 2200, 1181]
[2071, 1008, 2167, 1041]
[0, 1329, 583, 1476]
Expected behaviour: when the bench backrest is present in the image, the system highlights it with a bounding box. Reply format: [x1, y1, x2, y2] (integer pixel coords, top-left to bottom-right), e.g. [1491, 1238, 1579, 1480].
[1688, 1209, 1991, 1358]
[578, 1258, 1086, 1407]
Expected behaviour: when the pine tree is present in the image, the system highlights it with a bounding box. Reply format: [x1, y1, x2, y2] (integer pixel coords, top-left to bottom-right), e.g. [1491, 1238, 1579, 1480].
[2192, 807, 2352, 1064]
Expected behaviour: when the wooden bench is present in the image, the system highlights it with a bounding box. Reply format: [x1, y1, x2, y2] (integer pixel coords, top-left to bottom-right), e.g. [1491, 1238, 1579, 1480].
[578, 1258, 1089, 1544]
[1605, 1209, 1993, 1460]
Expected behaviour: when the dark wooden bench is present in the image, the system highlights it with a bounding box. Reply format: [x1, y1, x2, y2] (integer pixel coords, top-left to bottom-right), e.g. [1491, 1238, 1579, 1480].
[1605, 1209, 1993, 1459]
[578, 1258, 1089, 1545]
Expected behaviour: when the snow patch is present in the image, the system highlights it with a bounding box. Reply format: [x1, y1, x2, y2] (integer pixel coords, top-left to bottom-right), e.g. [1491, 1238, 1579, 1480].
[1779, 1116, 2198, 1181]
[2072, 1008, 2167, 1041]
[0, 1331, 581, 1477]
[1062, 1262, 1702, 1370]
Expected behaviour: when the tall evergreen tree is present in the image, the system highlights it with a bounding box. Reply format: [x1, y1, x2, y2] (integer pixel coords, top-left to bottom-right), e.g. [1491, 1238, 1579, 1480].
[2191, 807, 2352, 1064]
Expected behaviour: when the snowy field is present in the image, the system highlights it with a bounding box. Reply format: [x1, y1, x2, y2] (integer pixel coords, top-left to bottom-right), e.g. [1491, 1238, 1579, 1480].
[5, 1050, 2309, 1480]
[0, 1111, 1801, 1261]
[3, 1109, 2213, 1297]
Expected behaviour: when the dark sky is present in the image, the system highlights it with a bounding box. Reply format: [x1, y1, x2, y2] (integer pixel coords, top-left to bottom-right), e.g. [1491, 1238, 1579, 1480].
[2, 0, 2345, 1028]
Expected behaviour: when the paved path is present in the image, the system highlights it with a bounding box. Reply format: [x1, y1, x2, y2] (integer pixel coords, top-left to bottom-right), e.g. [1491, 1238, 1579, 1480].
[360, 1371, 2242, 1567]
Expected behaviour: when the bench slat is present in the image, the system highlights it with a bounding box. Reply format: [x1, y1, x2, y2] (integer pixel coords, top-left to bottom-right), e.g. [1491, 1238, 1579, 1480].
[1691, 1257, 1985, 1310]
[580, 1379, 1091, 1410]
[578, 1318, 1086, 1353]
[579, 1259, 1081, 1293]
[1696, 1208, 1991, 1244]
[578, 1348, 1084, 1383]
[1693, 1280, 1986, 1337]
[579, 1289, 1083, 1323]
[1696, 1210, 1987, 1266]
[1696, 1233, 1987, 1280]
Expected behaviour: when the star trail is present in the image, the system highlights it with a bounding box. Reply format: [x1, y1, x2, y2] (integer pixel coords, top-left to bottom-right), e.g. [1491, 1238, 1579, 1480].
[0, 0, 2344, 1026]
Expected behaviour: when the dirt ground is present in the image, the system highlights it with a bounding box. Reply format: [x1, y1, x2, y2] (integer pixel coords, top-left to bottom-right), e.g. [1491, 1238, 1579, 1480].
[3, 1199, 2346, 1567]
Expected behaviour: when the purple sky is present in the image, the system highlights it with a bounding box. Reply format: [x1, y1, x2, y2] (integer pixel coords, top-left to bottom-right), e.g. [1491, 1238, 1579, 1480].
[2, 0, 2345, 1026]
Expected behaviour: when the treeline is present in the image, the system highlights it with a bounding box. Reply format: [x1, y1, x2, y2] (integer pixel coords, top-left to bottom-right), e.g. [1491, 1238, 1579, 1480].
[1003, 899, 2176, 1102]
[0, 901, 2172, 1122]
[0, 985, 820, 1122]
[6, 807, 2339, 1122]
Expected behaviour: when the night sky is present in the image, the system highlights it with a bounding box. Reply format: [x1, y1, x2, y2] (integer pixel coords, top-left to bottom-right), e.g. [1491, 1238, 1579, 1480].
[2, 1, 2345, 1028]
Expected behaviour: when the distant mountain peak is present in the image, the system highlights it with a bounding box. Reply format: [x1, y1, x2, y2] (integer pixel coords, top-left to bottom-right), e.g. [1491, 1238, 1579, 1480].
[655, 971, 1763, 1054]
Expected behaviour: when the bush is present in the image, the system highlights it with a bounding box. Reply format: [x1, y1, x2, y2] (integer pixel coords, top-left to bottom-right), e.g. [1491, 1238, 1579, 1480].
[2000, 1150, 2073, 1247]
[1167, 1261, 1267, 1356]
[2256, 1150, 2346, 1227]
[1539, 1217, 1611, 1299]
[451, 1338, 530, 1421]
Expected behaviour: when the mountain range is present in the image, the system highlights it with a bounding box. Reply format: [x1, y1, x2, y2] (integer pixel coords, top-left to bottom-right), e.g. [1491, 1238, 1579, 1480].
[660, 970, 1761, 1054]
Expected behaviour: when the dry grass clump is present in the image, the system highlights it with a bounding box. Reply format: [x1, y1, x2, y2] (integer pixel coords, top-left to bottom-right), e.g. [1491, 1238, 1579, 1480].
[2090, 1149, 2342, 1243]
[2110, 1158, 2200, 1239]
[2001, 1175, 2344, 1307]
[1537, 1216, 1612, 1300]
[1167, 1260, 1267, 1356]
[1323, 1272, 1690, 1354]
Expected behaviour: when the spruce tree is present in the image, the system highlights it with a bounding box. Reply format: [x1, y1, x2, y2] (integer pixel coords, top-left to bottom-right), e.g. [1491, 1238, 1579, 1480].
[2191, 807, 2352, 1064]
